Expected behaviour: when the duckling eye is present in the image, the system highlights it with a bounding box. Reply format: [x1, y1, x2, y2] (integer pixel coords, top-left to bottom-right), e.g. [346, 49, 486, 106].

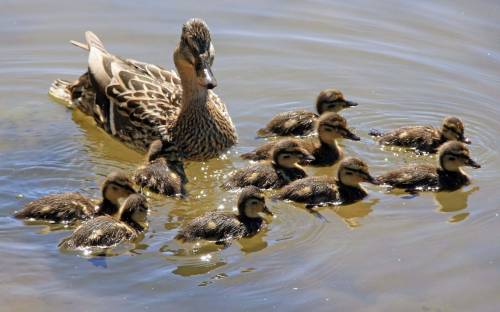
[345, 171, 353, 175]
[323, 126, 333, 132]
[448, 156, 456, 161]
[282, 154, 291, 159]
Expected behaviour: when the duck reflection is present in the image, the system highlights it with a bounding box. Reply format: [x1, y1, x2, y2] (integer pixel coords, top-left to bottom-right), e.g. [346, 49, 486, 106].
[331, 198, 379, 228]
[433, 186, 479, 223]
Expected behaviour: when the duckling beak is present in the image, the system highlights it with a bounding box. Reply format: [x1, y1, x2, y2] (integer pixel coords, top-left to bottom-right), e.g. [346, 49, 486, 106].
[365, 174, 380, 185]
[344, 100, 358, 107]
[198, 61, 217, 89]
[465, 158, 481, 169]
[462, 137, 471, 145]
[302, 154, 316, 163]
[262, 205, 274, 216]
[342, 128, 361, 141]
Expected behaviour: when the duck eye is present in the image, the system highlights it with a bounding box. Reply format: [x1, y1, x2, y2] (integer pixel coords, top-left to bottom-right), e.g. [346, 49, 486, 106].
[448, 156, 456, 161]
[282, 155, 291, 159]
[345, 171, 353, 175]
[323, 126, 333, 132]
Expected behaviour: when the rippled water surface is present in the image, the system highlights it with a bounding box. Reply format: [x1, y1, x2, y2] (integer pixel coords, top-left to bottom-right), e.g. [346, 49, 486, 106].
[1, 0, 500, 311]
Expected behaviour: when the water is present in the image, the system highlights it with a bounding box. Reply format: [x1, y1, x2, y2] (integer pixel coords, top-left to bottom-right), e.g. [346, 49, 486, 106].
[1, 0, 500, 311]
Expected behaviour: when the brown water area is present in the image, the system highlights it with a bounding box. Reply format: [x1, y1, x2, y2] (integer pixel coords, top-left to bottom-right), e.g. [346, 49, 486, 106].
[1, 0, 499, 311]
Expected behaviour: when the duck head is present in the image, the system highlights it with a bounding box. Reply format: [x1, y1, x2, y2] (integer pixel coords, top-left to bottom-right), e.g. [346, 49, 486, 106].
[441, 116, 470, 144]
[338, 157, 378, 187]
[438, 141, 480, 172]
[272, 139, 315, 168]
[317, 112, 360, 144]
[101, 171, 137, 211]
[316, 89, 358, 114]
[237, 186, 273, 218]
[119, 194, 149, 231]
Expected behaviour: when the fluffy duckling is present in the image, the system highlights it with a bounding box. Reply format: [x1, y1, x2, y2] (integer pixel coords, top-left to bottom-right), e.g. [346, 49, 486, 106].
[274, 157, 379, 206]
[14, 172, 136, 223]
[257, 89, 358, 137]
[376, 141, 480, 192]
[242, 112, 360, 166]
[175, 186, 272, 243]
[223, 139, 314, 190]
[132, 140, 187, 197]
[58, 194, 149, 249]
[369, 116, 471, 153]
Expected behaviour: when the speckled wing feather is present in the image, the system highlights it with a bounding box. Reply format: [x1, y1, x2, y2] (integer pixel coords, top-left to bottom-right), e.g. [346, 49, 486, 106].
[275, 176, 339, 205]
[257, 111, 318, 137]
[222, 163, 282, 190]
[175, 212, 248, 242]
[378, 126, 441, 153]
[240, 141, 276, 160]
[14, 193, 97, 223]
[376, 164, 439, 190]
[132, 159, 184, 196]
[58, 216, 137, 249]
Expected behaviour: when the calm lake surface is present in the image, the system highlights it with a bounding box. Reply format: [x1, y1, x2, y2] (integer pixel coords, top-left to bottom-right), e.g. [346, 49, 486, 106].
[1, 0, 500, 311]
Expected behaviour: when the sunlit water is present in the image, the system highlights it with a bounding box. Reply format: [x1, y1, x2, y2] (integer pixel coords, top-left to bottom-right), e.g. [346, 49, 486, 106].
[1, 0, 500, 311]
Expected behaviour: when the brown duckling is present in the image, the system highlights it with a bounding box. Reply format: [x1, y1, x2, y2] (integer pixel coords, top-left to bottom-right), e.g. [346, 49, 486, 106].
[256, 89, 358, 137]
[242, 112, 360, 166]
[14, 172, 136, 223]
[58, 193, 149, 249]
[369, 116, 471, 153]
[132, 140, 187, 197]
[223, 139, 314, 190]
[175, 186, 272, 244]
[274, 157, 379, 206]
[376, 141, 480, 192]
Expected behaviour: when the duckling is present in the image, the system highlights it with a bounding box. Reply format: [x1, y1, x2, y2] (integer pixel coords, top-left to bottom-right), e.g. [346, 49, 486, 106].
[242, 112, 360, 166]
[14, 172, 136, 223]
[223, 139, 314, 190]
[369, 116, 471, 153]
[376, 141, 480, 192]
[132, 139, 187, 197]
[257, 89, 357, 137]
[274, 157, 379, 206]
[49, 18, 237, 161]
[58, 193, 149, 249]
[175, 186, 272, 244]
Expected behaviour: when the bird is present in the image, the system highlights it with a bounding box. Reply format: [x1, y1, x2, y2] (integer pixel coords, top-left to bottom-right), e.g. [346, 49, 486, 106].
[58, 193, 149, 249]
[256, 88, 357, 137]
[132, 139, 187, 197]
[241, 112, 360, 166]
[222, 139, 314, 190]
[369, 116, 471, 153]
[14, 172, 136, 223]
[274, 157, 379, 207]
[48, 18, 237, 161]
[375, 141, 480, 192]
[175, 186, 272, 244]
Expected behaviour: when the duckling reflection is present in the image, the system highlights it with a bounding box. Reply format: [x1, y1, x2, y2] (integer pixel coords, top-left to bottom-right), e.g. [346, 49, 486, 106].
[369, 116, 471, 154]
[175, 186, 272, 245]
[333, 198, 379, 228]
[434, 186, 479, 223]
[376, 141, 480, 192]
[242, 113, 360, 167]
[257, 88, 358, 137]
[133, 139, 187, 197]
[14, 171, 136, 223]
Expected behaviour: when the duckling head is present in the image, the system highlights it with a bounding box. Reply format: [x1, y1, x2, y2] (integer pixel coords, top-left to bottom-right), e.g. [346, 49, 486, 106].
[174, 18, 216, 89]
[317, 112, 360, 144]
[101, 171, 137, 208]
[438, 141, 480, 172]
[441, 116, 470, 144]
[338, 157, 378, 187]
[237, 186, 273, 219]
[272, 139, 315, 168]
[316, 89, 358, 114]
[119, 194, 149, 231]
[147, 139, 187, 182]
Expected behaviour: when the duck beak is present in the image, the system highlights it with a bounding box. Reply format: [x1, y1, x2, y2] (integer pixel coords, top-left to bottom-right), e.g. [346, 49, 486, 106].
[342, 128, 361, 141]
[301, 153, 315, 163]
[198, 60, 217, 89]
[462, 137, 471, 144]
[262, 205, 274, 216]
[365, 174, 380, 185]
[465, 158, 481, 169]
[344, 100, 358, 107]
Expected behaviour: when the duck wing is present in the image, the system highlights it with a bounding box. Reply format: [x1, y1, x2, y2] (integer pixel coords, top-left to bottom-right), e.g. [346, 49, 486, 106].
[376, 164, 439, 190]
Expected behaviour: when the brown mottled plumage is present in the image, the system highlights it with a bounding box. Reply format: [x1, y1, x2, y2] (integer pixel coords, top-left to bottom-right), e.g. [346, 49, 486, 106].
[256, 89, 358, 137]
[14, 172, 136, 223]
[49, 18, 237, 161]
[132, 140, 187, 197]
[274, 157, 378, 206]
[369, 116, 471, 153]
[376, 141, 480, 192]
[242, 113, 360, 166]
[175, 186, 272, 244]
[223, 139, 314, 190]
[58, 194, 149, 249]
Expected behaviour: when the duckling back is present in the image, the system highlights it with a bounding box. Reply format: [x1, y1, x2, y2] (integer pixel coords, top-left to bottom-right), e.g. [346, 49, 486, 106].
[132, 158, 185, 196]
[257, 111, 318, 137]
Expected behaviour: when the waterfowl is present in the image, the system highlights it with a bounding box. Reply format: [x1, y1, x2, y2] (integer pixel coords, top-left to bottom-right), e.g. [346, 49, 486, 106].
[49, 18, 237, 161]
[58, 193, 149, 249]
[175, 186, 272, 244]
[256, 89, 357, 137]
[14, 172, 136, 223]
[274, 157, 379, 206]
[369, 116, 471, 153]
[242, 112, 360, 166]
[133, 139, 187, 197]
[223, 139, 314, 190]
[376, 141, 480, 192]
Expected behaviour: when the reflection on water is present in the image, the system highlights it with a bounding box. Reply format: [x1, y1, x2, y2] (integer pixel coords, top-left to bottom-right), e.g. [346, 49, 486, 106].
[434, 186, 479, 223]
[332, 198, 379, 228]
